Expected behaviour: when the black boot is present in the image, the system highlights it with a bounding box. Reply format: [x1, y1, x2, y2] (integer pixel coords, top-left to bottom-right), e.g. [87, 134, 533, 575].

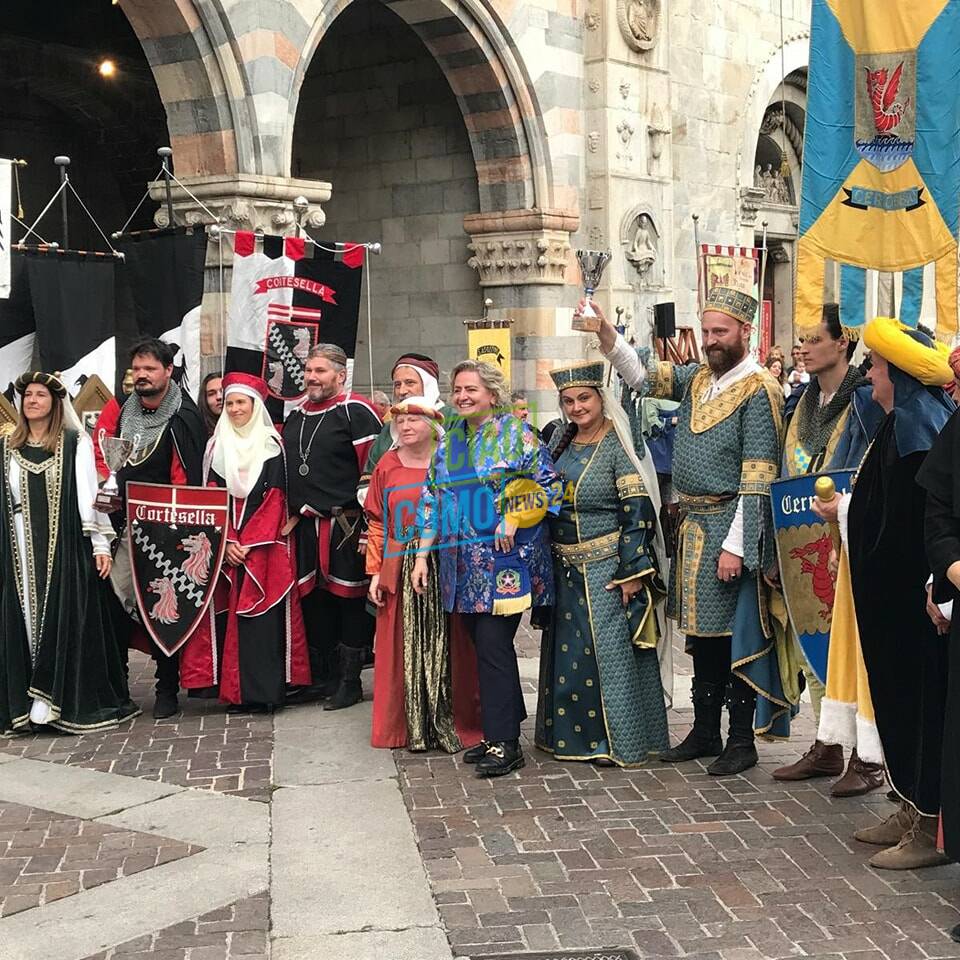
[324, 646, 364, 711]
[463, 741, 490, 764]
[475, 740, 524, 777]
[660, 679, 724, 762]
[152, 654, 180, 719]
[707, 678, 759, 776]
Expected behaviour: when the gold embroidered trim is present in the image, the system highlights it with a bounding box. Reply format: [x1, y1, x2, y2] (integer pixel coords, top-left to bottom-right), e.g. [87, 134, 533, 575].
[739, 459, 777, 496]
[676, 517, 706, 633]
[649, 361, 674, 399]
[687, 368, 769, 434]
[615, 473, 647, 500]
[552, 531, 619, 566]
[676, 491, 736, 513]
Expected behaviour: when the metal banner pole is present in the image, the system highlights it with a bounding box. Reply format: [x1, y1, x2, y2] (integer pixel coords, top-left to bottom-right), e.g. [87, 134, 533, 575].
[158, 147, 175, 228]
[54, 155, 70, 248]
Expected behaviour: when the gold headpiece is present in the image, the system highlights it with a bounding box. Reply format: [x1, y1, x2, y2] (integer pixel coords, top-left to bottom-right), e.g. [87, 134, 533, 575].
[703, 286, 758, 326]
[549, 361, 605, 392]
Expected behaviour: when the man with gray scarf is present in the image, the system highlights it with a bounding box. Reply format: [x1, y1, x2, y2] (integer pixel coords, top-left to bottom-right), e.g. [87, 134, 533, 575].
[107, 339, 206, 718]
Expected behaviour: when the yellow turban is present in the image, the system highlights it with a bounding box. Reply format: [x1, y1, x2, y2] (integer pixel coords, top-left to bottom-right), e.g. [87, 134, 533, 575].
[863, 318, 954, 387]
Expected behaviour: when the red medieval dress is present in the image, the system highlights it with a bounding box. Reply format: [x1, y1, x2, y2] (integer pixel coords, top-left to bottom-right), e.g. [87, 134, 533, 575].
[365, 449, 481, 749]
[180, 452, 311, 705]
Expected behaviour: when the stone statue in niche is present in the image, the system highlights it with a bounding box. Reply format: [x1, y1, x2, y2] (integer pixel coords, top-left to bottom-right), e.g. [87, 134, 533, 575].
[617, 0, 660, 52]
[625, 214, 658, 281]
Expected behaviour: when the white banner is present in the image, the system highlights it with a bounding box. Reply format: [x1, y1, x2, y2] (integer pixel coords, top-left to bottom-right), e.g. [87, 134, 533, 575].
[0, 159, 11, 300]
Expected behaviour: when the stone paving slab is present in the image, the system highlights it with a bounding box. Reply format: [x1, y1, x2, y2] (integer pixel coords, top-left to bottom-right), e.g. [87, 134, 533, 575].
[0, 653, 274, 802]
[0, 801, 200, 918]
[81, 893, 269, 960]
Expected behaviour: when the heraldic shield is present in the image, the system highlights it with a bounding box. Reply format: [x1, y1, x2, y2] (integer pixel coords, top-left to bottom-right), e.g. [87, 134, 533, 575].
[771, 470, 855, 685]
[126, 482, 229, 657]
[263, 315, 318, 400]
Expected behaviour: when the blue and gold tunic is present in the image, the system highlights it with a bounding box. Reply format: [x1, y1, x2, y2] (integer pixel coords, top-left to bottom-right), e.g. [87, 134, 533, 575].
[534, 428, 669, 766]
[622, 351, 794, 738]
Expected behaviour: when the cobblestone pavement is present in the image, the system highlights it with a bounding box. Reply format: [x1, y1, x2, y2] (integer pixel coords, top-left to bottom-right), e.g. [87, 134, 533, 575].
[0, 655, 273, 802]
[3, 628, 960, 959]
[0, 801, 200, 917]
[81, 894, 269, 960]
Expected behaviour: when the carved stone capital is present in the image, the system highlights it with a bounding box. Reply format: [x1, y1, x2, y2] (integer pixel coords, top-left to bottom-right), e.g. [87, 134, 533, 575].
[148, 173, 332, 235]
[464, 210, 577, 287]
[738, 186, 766, 227]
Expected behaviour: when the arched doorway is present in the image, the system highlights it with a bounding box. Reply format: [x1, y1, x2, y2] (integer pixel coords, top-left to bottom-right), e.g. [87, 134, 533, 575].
[0, 1, 169, 247]
[292, 0, 484, 393]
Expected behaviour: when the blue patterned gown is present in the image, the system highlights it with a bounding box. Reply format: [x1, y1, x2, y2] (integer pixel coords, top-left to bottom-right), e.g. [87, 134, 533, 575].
[534, 429, 669, 766]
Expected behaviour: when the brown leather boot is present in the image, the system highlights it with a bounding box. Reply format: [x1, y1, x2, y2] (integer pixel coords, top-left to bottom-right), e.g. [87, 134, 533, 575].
[854, 802, 914, 846]
[869, 814, 951, 870]
[830, 750, 885, 798]
[772, 740, 844, 781]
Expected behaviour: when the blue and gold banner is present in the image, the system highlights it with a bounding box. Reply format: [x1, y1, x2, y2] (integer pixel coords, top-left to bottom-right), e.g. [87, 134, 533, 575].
[796, 0, 960, 341]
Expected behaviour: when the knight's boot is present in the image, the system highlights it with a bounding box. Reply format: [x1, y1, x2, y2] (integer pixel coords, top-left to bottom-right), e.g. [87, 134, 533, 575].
[854, 802, 915, 847]
[324, 646, 364, 711]
[869, 813, 951, 870]
[659, 679, 723, 762]
[707, 679, 758, 776]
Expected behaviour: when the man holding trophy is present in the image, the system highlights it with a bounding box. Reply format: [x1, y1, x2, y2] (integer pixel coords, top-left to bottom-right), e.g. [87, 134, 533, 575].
[100, 339, 206, 719]
[585, 284, 791, 776]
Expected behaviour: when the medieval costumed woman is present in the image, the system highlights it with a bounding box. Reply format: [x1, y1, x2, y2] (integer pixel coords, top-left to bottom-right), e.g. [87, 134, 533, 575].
[180, 373, 310, 709]
[0, 372, 138, 733]
[412, 360, 562, 777]
[535, 362, 671, 767]
[365, 397, 482, 751]
[815, 319, 954, 871]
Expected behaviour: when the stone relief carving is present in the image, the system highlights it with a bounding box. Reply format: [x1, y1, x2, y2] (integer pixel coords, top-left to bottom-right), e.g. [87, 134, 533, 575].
[588, 78, 601, 93]
[616, 0, 660, 52]
[585, 7, 600, 30]
[646, 104, 670, 175]
[754, 162, 792, 205]
[587, 131, 600, 153]
[624, 213, 659, 282]
[616, 119, 636, 162]
[619, 81, 630, 100]
[588, 225, 604, 248]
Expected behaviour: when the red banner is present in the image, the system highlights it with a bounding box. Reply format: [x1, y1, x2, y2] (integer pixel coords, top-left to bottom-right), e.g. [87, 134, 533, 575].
[253, 275, 338, 302]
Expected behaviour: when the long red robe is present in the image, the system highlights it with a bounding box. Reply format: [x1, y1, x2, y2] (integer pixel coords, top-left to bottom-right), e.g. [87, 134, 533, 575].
[365, 450, 481, 749]
[180, 453, 310, 703]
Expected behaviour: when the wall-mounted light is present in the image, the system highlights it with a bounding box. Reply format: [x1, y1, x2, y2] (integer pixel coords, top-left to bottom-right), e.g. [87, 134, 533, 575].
[98, 59, 117, 78]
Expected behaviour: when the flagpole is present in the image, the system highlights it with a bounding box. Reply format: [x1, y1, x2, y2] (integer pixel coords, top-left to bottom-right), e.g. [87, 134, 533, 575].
[158, 147, 175, 229]
[55, 156, 70, 249]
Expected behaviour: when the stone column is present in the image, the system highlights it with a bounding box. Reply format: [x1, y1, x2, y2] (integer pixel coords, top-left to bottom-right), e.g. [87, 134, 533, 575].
[464, 209, 582, 422]
[147, 173, 332, 370]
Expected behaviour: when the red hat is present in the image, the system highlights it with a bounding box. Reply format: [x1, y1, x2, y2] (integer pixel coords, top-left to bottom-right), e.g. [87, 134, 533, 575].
[391, 354, 440, 382]
[222, 372, 269, 403]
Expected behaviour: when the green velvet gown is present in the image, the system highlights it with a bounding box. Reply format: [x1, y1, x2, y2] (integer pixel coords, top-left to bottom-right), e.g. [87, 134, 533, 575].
[535, 429, 669, 766]
[0, 429, 139, 734]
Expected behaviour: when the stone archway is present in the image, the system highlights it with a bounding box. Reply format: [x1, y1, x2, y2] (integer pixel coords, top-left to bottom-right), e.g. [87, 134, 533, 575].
[292, 0, 554, 215]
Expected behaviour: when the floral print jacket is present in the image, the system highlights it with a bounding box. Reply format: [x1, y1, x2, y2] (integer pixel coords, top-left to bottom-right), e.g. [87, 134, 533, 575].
[422, 413, 561, 613]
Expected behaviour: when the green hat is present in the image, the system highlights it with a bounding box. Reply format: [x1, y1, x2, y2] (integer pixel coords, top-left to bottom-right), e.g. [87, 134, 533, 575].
[704, 286, 758, 325]
[549, 361, 605, 392]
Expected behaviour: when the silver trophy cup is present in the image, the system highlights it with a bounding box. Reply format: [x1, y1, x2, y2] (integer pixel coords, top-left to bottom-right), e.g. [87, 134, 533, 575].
[574, 249, 612, 330]
[95, 429, 138, 512]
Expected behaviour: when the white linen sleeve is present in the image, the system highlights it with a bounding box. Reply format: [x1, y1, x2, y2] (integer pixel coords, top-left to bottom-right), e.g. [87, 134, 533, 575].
[837, 492, 852, 549]
[603, 333, 647, 391]
[75, 432, 115, 555]
[721, 497, 745, 558]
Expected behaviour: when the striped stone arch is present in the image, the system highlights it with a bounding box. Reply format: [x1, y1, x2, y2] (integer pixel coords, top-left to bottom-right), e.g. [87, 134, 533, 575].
[293, 0, 554, 213]
[120, 0, 250, 176]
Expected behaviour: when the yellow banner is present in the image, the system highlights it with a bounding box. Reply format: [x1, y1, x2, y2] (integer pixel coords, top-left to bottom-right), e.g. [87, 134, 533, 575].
[467, 324, 512, 384]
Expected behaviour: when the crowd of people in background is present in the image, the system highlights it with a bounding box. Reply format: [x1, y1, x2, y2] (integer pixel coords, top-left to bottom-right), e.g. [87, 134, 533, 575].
[2, 290, 960, 935]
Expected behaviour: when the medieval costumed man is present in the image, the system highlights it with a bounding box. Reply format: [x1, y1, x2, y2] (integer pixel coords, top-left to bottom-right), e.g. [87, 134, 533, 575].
[180, 373, 310, 709]
[364, 396, 482, 751]
[814, 319, 954, 870]
[283, 343, 382, 709]
[919, 387, 960, 937]
[107, 339, 206, 719]
[772, 303, 885, 795]
[595, 288, 794, 776]
[0, 373, 138, 733]
[534, 361, 672, 768]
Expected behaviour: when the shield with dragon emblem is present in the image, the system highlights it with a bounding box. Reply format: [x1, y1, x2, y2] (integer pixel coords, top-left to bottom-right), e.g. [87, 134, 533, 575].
[854, 50, 916, 172]
[262, 309, 319, 401]
[771, 470, 855, 685]
[126, 483, 230, 657]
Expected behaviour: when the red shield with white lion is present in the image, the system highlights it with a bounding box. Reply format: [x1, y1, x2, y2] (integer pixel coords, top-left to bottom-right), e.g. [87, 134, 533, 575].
[126, 482, 229, 657]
